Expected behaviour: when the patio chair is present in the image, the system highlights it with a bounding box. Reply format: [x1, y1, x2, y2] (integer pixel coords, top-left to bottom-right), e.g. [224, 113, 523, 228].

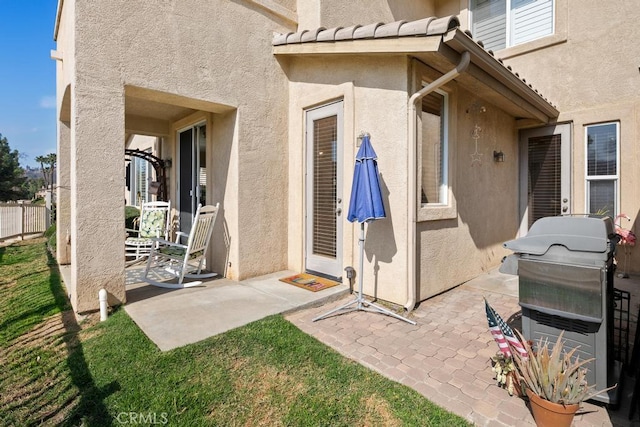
[142, 203, 219, 288]
[125, 201, 171, 266]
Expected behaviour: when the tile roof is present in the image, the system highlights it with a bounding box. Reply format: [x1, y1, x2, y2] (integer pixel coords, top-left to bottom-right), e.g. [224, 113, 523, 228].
[273, 16, 460, 46]
[273, 16, 557, 112]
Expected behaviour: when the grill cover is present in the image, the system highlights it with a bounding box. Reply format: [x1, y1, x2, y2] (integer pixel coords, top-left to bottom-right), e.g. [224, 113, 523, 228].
[501, 216, 618, 273]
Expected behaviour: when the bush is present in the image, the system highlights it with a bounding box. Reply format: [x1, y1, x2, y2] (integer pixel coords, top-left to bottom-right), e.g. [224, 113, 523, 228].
[45, 224, 56, 253]
[125, 206, 140, 230]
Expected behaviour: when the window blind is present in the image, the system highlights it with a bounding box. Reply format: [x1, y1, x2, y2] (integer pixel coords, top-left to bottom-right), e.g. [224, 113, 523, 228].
[511, 0, 553, 46]
[471, 0, 507, 51]
[471, 0, 553, 51]
[421, 91, 445, 204]
[587, 123, 617, 176]
[528, 134, 561, 227]
[312, 116, 338, 258]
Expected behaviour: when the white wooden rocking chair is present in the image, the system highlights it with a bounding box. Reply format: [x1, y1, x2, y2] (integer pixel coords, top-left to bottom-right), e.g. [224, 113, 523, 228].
[125, 200, 171, 266]
[142, 203, 219, 288]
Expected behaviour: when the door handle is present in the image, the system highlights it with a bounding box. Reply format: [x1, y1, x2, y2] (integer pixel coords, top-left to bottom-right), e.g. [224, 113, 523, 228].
[335, 208, 342, 215]
[562, 206, 568, 212]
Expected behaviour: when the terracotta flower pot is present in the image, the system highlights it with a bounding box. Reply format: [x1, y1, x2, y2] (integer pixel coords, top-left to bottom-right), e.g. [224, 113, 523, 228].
[527, 391, 580, 427]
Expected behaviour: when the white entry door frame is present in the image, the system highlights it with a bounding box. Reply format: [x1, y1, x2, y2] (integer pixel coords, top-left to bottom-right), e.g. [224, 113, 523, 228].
[519, 123, 572, 236]
[305, 101, 344, 279]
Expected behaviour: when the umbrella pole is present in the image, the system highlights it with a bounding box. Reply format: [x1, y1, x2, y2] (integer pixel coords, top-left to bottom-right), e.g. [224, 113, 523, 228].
[313, 222, 416, 325]
[356, 222, 365, 308]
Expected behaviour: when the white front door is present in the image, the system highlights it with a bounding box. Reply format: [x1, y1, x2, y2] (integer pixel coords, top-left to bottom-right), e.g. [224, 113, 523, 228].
[305, 102, 343, 279]
[519, 124, 571, 235]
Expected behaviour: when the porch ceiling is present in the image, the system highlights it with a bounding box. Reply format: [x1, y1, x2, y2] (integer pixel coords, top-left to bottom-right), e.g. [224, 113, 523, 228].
[124, 86, 236, 137]
[272, 16, 559, 123]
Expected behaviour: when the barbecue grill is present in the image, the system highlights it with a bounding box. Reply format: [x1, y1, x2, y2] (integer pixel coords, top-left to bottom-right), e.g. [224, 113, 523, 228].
[502, 216, 622, 405]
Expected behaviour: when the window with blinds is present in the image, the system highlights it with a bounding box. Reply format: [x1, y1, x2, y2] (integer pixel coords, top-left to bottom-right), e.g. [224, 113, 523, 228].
[586, 123, 619, 217]
[528, 134, 560, 227]
[420, 90, 447, 206]
[312, 116, 338, 258]
[133, 153, 151, 205]
[470, 0, 554, 51]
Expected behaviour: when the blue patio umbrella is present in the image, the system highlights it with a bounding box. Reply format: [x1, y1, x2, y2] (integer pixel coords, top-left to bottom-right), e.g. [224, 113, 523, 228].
[347, 135, 386, 223]
[314, 134, 415, 325]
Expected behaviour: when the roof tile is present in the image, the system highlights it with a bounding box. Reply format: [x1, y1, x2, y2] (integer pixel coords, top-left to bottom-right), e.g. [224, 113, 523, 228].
[317, 27, 343, 42]
[353, 22, 383, 39]
[334, 25, 361, 41]
[374, 20, 407, 38]
[398, 17, 436, 36]
[301, 27, 326, 43]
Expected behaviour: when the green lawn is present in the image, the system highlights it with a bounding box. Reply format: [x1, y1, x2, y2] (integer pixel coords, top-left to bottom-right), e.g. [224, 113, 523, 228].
[0, 238, 471, 426]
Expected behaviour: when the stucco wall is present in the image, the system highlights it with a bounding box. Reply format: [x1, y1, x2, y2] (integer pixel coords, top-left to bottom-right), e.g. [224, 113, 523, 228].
[298, 0, 436, 30]
[57, 0, 295, 311]
[417, 86, 519, 300]
[492, 0, 640, 273]
[284, 55, 411, 304]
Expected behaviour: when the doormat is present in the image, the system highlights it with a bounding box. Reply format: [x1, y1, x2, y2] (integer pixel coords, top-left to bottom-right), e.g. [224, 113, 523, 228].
[279, 273, 340, 292]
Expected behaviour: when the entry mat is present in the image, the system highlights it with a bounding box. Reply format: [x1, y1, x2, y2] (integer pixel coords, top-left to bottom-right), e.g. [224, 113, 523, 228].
[279, 273, 340, 292]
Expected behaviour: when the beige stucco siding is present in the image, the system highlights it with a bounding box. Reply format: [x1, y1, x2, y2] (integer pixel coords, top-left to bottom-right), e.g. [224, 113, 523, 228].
[298, 0, 436, 30]
[56, 0, 295, 311]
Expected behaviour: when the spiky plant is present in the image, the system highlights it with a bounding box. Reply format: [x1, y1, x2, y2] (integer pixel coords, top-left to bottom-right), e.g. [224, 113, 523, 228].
[511, 330, 615, 405]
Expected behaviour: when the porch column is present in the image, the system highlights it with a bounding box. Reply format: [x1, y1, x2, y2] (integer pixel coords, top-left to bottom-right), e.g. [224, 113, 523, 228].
[56, 119, 71, 265]
[69, 82, 126, 313]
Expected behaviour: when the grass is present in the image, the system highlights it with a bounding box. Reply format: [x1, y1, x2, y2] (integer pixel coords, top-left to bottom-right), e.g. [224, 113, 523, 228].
[0, 238, 471, 426]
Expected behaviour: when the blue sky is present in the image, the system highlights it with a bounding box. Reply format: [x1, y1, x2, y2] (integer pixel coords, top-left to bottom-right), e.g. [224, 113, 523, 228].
[0, 1, 58, 168]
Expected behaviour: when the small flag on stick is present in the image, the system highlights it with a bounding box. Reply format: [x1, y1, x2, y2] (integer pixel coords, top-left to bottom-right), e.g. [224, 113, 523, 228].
[484, 298, 528, 360]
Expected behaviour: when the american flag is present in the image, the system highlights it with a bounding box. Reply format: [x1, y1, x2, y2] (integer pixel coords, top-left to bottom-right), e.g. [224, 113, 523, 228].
[484, 298, 529, 360]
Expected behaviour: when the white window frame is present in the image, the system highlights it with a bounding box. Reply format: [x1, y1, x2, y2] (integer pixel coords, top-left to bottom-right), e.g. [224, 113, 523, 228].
[420, 87, 449, 207]
[469, 0, 555, 51]
[131, 150, 152, 205]
[585, 122, 620, 218]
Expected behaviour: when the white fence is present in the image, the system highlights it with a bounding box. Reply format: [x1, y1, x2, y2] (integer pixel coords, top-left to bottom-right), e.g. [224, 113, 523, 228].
[0, 203, 49, 241]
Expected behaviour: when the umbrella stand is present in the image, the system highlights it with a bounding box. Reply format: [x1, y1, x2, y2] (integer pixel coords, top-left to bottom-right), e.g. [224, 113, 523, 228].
[312, 222, 416, 325]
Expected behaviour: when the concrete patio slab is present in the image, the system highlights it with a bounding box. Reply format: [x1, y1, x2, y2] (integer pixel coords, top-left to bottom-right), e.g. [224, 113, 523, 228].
[124, 268, 349, 351]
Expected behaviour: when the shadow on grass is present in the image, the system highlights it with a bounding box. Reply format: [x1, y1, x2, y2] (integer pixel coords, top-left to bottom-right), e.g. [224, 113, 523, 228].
[41, 249, 120, 426]
[1, 243, 119, 425]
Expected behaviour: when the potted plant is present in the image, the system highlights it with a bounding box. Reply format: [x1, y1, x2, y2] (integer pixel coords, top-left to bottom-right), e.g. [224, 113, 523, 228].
[511, 330, 615, 427]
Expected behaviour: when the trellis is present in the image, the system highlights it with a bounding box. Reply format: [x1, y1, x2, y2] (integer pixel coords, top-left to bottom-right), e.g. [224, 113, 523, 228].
[125, 149, 168, 202]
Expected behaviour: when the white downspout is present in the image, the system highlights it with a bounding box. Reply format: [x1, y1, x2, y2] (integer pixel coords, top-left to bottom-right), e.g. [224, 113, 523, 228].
[405, 51, 470, 311]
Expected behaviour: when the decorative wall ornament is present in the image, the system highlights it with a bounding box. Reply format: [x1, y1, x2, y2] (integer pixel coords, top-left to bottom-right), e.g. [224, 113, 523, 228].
[471, 124, 483, 165]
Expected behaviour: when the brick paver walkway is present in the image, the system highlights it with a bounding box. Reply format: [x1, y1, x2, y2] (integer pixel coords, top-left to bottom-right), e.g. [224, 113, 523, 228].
[287, 273, 626, 426]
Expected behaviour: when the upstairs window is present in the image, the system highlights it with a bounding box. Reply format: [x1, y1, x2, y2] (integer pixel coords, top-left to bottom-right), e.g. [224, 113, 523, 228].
[586, 122, 619, 218]
[470, 0, 554, 52]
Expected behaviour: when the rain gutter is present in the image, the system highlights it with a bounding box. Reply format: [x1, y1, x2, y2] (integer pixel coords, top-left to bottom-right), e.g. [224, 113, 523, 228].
[405, 50, 470, 312]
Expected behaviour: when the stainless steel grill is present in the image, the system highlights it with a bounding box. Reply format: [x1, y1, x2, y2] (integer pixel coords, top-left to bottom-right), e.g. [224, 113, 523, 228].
[502, 216, 622, 405]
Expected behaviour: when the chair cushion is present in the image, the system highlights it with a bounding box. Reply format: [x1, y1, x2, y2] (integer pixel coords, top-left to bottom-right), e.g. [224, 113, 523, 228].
[140, 210, 166, 238]
[158, 246, 204, 259]
[159, 246, 187, 257]
[125, 237, 154, 246]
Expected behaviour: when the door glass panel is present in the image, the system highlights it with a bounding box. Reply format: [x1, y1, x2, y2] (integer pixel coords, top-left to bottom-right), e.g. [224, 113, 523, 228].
[179, 128, 194, 232]
[313, 116, 337, 258]
[197, 125, 207, 207]
[528, 134, 561, 227]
